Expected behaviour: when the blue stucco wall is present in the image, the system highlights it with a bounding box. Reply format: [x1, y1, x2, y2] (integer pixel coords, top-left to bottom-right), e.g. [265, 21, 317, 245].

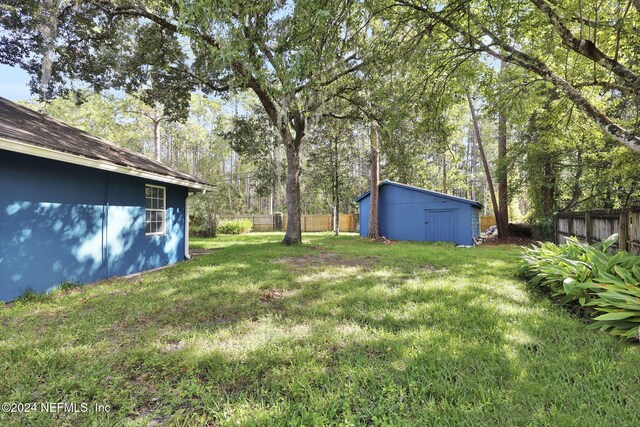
[0, 150, 187, 301]
[358, 184, 481, 245]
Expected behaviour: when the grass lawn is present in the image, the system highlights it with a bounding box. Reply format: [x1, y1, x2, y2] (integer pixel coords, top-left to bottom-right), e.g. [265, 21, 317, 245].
[1, 233, 639, 426]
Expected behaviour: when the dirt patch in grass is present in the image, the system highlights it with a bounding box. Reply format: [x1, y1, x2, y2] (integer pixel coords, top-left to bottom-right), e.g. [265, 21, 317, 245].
[260, 289, 288, 302]
[276, 251, 378, 269]
[163, 342, 185, 352]
[259, 288, 300, 302]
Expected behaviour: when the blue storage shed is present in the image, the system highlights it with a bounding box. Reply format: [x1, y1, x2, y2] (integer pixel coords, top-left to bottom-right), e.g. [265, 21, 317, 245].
[0, 97, 211, 301]
[356, 180, 482, 245]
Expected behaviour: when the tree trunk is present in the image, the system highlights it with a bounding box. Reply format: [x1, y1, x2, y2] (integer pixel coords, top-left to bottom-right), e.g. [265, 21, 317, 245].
[333, 135, 340, 236]
[245, 175, 251, 212]
[192, 146, 198, 177]
[246, 82, 304, 244]
[442, 153, 448, 193]
[470, 123, 477, 200]
[467, 92, 505, 238]
[282, 132, 303, 245]
[541, 157, 556, 217]
[167, 126, 173, 166]
[368, 122, 380, 238]
[333, 200, 339, 236]
[38, 0, 59, 98]
[153, 118, 161, 161]
[273, 139, 280, 213]
[497, 66, 509, 238]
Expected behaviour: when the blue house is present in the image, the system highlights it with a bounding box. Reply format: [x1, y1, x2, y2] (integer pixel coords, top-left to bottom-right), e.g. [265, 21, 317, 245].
[356, 180, 482, 245]
[0, 97, 211, 301]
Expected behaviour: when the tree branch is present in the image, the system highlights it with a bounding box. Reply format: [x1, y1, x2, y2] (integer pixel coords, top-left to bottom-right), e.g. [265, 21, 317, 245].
[109, 4, 221, 50]
[573, 80, 637, 95]
[529, 0, 640, 95]
[393, 0, 640, 153]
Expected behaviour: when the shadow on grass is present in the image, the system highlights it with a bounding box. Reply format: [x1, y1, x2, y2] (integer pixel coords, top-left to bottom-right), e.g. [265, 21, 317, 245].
[1, 235, 639, 425]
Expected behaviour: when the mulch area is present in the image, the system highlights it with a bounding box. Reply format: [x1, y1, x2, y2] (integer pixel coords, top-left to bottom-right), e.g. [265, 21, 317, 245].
[483, 235, 537, 246]
[370, 236, 398, 244]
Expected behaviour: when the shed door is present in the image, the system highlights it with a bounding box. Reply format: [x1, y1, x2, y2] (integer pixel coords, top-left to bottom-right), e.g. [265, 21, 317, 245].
[424, 209, 456, 243]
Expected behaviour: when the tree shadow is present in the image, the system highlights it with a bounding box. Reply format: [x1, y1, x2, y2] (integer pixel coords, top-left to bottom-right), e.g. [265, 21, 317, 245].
[2, 236, 640, 425]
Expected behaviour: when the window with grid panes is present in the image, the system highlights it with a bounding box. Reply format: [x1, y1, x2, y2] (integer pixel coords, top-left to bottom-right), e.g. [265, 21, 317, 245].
[145, 185, 166, 235]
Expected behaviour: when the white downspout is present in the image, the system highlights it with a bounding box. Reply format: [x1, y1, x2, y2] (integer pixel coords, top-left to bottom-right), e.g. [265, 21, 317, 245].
[185, 192, 192, 259]
[185, 189, 207, 259]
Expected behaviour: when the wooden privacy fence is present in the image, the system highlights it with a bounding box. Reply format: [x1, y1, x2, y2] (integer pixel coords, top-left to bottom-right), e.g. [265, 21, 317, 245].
[480, 215, 496, 231]
[217, 214, 276, 231]
[555, 207, 640, 255]
[219, 213, 358, 233]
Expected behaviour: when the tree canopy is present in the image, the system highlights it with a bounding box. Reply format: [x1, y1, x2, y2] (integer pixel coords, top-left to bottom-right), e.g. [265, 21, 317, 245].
[1, 0, 639, 240]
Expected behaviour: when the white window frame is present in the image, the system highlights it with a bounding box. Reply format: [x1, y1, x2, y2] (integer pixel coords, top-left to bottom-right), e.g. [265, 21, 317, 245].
[145, 184, 166, 236]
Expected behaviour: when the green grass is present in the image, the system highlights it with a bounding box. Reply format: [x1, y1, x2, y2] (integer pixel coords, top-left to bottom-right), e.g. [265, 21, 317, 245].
[1, 233, 639, 426]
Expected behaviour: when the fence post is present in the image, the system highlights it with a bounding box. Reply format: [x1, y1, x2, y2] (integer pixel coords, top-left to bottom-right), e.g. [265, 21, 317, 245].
[619, 210, 628, 252]
[568, 213, 574, 237]
[274, 213, 282, 231]
[585, 212, 592, 244]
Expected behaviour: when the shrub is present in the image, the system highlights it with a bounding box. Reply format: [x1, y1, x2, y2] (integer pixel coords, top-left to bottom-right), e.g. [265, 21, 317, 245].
[519, 235, 640, 339]
[190, 223, 217, 238]
[531, 217, 554, 241]
[216, 219, 252, 235]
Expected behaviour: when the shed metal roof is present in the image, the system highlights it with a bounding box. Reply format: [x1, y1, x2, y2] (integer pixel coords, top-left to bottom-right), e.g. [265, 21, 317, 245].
[0, 97, 211, 192]
[355, 180, 483, 209]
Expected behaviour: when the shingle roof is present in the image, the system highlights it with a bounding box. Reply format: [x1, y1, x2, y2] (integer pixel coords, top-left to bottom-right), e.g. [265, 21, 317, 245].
[0, 97, 210, 190]
[355, 180, 483, 209]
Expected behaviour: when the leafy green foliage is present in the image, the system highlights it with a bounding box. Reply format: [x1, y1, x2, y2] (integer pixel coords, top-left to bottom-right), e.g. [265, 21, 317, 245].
[531, 218, 555, 241]
[519, 235, 640, 339]
[216, 219, 252, 234]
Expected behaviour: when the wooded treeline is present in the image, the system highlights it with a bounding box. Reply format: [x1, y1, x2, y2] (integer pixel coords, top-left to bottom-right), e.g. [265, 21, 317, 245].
[2, 0, 639, 242]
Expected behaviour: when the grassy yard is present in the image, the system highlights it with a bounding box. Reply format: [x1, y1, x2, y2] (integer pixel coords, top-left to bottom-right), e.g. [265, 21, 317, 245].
[1, 233, 639, 426]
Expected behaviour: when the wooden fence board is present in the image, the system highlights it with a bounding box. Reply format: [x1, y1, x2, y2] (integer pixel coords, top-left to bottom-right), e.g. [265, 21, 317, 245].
[480, 215, 496, 231]
[338, 214, 355, 232]
[555, 207, 640, 255]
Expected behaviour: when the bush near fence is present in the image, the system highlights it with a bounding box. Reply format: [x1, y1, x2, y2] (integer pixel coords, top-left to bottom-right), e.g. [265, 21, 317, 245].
[217, 219, 253, 235]
[519, 234, 640, 340]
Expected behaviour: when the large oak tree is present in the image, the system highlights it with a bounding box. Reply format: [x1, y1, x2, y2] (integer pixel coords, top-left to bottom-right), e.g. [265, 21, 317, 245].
[0, 0, 373, 244]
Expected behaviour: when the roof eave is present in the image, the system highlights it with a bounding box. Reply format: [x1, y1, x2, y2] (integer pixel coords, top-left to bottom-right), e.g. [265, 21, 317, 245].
[0, 136, 213, 192]
[354, 192, 369, 203]
[355, 180, 483, 208]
